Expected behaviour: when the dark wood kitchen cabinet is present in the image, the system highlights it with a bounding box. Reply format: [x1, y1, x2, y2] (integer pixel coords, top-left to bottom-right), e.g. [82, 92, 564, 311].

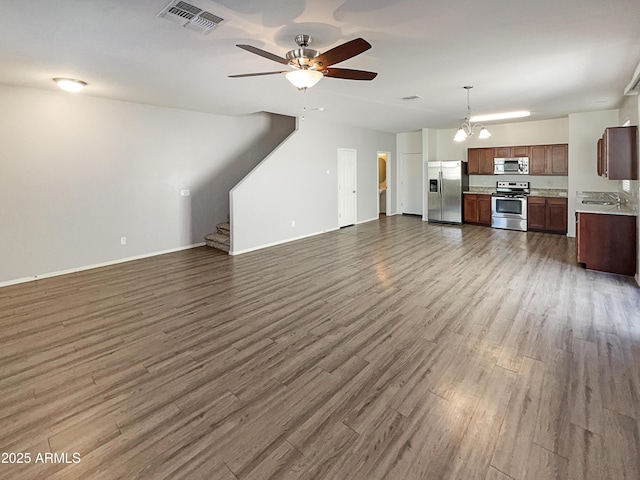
[527, 196, 567, 234]
[597, 126, 638, 180]
[529, 144, 568, 176]
[467, 148, 494, 175]
[576, 213, 637, 276]
[469, 144, 567, 176]
[464, 193, 492, 226]
[494, 146, 531, 158]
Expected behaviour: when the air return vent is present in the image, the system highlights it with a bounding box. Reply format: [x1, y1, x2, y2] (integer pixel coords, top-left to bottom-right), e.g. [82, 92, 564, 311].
[157, 0, 224, 34]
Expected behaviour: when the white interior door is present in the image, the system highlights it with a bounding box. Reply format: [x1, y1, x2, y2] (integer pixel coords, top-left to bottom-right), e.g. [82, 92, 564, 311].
[401, 153, 422, 215]
[338, 148, 357, 227]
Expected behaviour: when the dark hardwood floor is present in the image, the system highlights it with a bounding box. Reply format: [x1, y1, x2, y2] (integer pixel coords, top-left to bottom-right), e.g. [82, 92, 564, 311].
[1, 215, 639, 479]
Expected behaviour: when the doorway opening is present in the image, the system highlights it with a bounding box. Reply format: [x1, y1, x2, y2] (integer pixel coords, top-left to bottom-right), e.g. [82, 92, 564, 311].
[377, 151, 391, 217]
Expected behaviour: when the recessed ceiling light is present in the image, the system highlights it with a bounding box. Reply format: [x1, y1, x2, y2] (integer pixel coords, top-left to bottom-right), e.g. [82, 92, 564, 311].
[53, 78, 87, 93]
[469, 111, 530, 122]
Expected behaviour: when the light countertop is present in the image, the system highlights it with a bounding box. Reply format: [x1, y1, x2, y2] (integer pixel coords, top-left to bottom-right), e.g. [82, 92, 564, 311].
[465, 188, 568, 198]
[575, 202, 637, 216]
[575, 192, 637, 216]
[529, 189, 568, 198]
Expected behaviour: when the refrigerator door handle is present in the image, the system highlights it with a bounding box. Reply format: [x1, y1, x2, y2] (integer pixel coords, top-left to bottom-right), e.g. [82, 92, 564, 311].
[439, 171, 443, 196]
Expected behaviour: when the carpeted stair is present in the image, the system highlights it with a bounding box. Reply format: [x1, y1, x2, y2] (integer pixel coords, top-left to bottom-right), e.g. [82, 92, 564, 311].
[205, 221, 230, 253]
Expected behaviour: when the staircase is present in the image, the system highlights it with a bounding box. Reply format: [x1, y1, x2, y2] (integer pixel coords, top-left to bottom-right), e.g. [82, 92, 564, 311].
[205, 221, 230, 253]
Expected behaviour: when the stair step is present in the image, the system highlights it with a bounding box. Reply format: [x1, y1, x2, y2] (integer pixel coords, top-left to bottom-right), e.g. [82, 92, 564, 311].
[205, 239, 230, 252]
[216, 222, 230, 234]
[205, 232, 230, 253]
[205, 232, 230, 245]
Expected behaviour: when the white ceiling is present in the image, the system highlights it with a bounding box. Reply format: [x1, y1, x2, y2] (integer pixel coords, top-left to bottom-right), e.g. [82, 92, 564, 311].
[1, 0, 639, 133]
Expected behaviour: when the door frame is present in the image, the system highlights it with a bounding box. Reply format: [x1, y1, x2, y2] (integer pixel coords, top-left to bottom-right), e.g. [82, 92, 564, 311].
[376, 151, 391, 217]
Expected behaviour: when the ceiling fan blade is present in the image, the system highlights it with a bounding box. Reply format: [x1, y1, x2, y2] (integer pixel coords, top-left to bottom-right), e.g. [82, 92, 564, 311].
[324, 68, 377, 80]
[228, 71, 288, 78]
[236, 44, 289, 65]
[311, 38, 371, 68]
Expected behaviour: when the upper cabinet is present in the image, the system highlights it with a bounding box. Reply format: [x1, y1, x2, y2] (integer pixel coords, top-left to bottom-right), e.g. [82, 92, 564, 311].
[494, 146, 531, 158]
[467, 148, 494, 175]
[530, 144, 568, 176]
[468, 143, 568, 176]
[597, 126, 638, 180]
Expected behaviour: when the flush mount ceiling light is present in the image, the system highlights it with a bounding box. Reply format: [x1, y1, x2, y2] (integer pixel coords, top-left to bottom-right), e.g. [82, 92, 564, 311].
[453, 86, 491, 142]
[53, 78, 87, 93]
[470, 110, 530, 122]
[285, 69, 323, 90]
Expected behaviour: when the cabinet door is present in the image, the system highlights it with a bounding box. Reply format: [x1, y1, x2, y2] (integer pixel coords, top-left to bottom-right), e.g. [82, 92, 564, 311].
[512, 145, 531, 157]
[479, 148, 494, 174]
[477, 195, 492, 226]
[605, 126, 638, 180]
[463, 194, 478, 223]
[597, 138, 604, 176]
[601, 133, 609, 177]
[546, 198, 568, 233]
[494, 147, 512, 158]
[549, 144, 568, 175]
[530, 146, 547, 175]
[467, 149, 480, 175]
[527, 196, 547, 230]
[577, 213, 636, 275]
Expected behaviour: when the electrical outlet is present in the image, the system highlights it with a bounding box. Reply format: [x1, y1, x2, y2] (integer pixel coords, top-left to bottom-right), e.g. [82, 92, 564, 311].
[120, 237, 127, 245]
[180, 189, 190, 197]
[291, 220, 295, 227]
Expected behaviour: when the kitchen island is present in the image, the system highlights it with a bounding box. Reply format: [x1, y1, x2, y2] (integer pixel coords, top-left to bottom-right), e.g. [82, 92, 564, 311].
[575, 192, 637, 276]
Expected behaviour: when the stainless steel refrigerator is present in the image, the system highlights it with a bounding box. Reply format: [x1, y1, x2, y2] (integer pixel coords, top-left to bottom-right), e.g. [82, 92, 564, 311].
[427, 161, 468, 224]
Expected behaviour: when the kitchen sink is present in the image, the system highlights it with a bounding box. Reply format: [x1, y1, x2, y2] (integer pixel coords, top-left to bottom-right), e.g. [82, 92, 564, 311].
[581, 200, 615, 205]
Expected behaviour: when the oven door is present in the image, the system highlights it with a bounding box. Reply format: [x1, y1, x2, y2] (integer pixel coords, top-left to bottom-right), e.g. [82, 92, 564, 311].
[491, 196, 527, 231]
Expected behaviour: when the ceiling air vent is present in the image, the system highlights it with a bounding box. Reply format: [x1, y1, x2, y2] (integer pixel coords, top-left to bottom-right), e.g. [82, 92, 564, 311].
[157, 0, 224, 35]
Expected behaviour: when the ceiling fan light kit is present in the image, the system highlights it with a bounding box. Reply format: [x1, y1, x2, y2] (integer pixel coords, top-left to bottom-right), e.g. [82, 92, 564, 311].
[230, 35, 377, 91]
[285, 69, 323, 90]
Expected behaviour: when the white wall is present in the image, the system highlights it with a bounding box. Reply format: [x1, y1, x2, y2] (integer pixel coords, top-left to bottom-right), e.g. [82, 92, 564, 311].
[0, 85, 294, 285]
[566, 110, 620, 236]
[230, 115, 395, 254]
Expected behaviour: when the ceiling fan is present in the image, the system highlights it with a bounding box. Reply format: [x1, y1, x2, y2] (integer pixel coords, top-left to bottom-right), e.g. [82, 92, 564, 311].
[229, 34, 377, 90]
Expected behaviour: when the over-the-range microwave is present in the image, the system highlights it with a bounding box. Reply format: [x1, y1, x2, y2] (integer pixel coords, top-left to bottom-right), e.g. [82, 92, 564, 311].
[494, 157, 529, 175]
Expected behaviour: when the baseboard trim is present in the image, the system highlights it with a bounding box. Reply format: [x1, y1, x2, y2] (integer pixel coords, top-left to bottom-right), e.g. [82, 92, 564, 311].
[357, 216, 379, 225]
[230, 229, 340, 256]
[0, 242, 205, 288]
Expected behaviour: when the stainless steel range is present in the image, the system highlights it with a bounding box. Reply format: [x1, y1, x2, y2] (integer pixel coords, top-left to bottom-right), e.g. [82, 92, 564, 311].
[491, 181, 529, 231]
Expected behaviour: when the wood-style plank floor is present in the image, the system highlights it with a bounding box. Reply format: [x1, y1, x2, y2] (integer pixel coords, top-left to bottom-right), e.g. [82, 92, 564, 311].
[1, 215, 639, 480]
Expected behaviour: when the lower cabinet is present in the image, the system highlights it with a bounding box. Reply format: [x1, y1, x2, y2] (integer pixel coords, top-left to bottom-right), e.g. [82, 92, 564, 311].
[464, 193, 492, 226]
[577, 213, 637, 276]
[527, 196, 567, 234]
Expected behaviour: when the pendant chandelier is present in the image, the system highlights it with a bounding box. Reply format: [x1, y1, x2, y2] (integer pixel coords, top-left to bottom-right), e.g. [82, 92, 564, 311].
[453, 86, 491, 142]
